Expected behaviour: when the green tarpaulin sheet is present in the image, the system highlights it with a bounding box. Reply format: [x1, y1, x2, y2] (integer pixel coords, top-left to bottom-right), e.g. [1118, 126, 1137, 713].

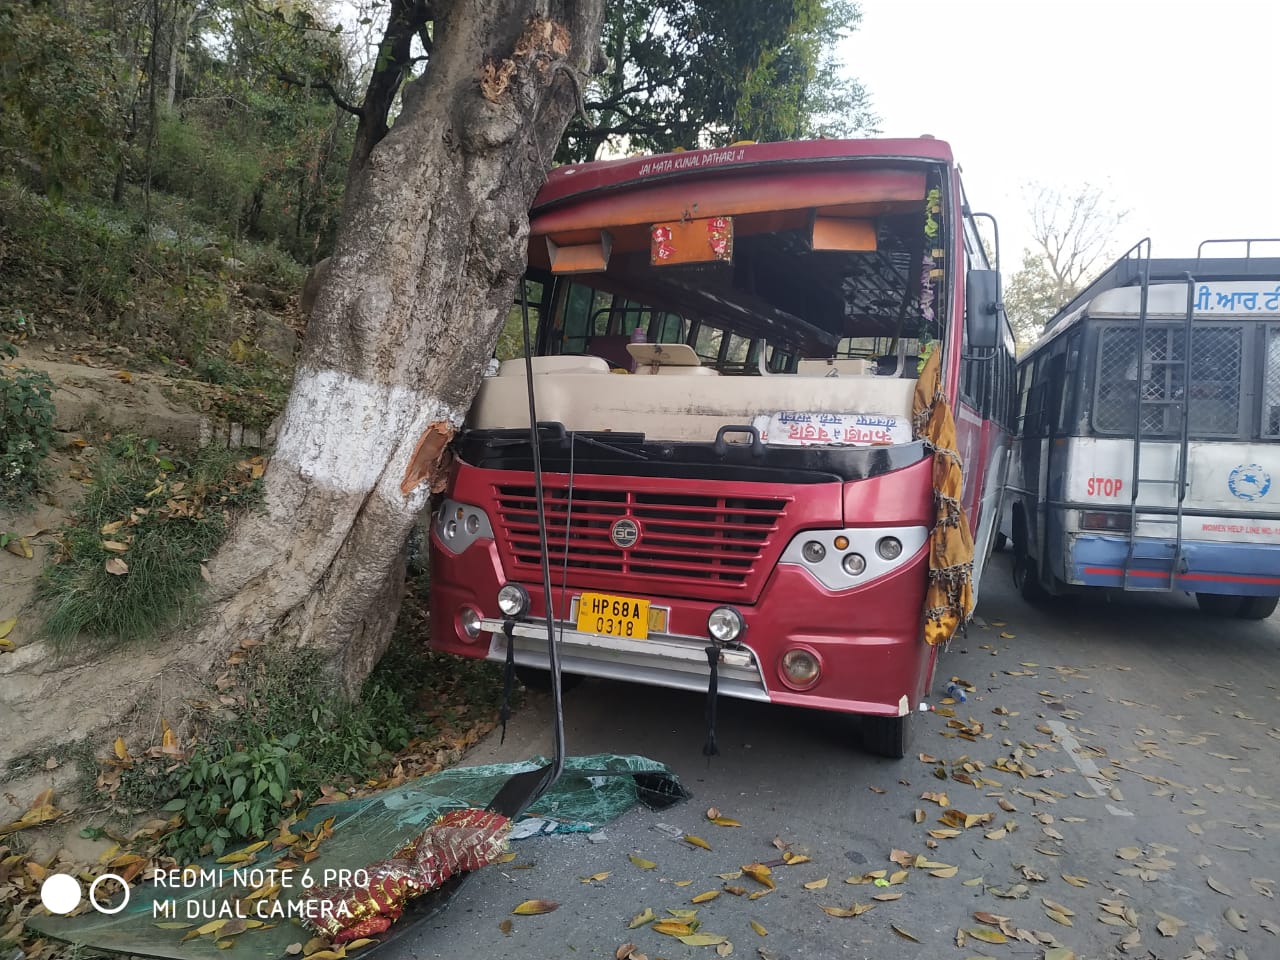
[27, 754, 687, 959]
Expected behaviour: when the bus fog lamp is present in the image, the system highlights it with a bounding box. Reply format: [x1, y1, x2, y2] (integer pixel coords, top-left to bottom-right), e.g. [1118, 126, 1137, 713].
[497, 584, 530, 617]
[444, 519, 458, 540]
[782, 649, 820, 687]
[876, 536, 903, 561]
[465, 514, 481, 535]
[708, 606, 744, 642]
[460, 606, 482, 638]
[802, 540, 826, 563]
[842, 552, 866, 576]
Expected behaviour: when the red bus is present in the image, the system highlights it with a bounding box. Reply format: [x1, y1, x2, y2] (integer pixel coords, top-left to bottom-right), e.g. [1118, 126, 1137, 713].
[429, 138, 1015, 756]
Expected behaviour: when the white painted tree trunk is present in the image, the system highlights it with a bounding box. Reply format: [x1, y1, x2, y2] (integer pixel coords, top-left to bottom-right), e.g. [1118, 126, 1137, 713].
[0, 2, 604, 806]
[200, 3, 605, 688]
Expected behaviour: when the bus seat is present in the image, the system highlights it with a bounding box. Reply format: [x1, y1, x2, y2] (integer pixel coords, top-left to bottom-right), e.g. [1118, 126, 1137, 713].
[653, 365, 719, 376]
[797, 358, 875, 377]
[498, 355, 609, 376]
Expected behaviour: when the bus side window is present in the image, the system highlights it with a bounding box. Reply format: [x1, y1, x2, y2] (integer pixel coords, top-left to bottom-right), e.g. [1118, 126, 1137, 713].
[1265, 325, 1280, 438]
[1055, 332, 1082, 435]
[556, 282, 603, 354]
[691, 322, 725, 364]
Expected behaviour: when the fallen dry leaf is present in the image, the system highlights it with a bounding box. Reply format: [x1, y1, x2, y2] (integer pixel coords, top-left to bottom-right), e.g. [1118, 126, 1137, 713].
[691, 890, 720, 904]
[820, 903, 874, 918]
[684, 834, 712, 851]
[581, 872, 611, 884]
[629, 854, 657, 870]
[891, 924, 920, 942]
[5, 537, 33, 559]
[629, 907, 656, 928]
[651, 920, 695, 937]
[499, 919, 512, 936]
[677, 933, 727, 947]
[750, 920, 767, 937]
[803, 878, 828, 891]
[968, 927, 1007, 944]
[1207, 876, 1234, 896]
[512, 899, 558, 916]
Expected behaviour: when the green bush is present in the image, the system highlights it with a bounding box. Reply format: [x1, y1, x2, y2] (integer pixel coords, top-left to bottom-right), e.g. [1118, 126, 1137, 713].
[111, 632, 507, 861]
[38, 436, 262, 651]
[0, 341, 56, 505]
[0, 181, 138, 316]
[152, 115, 261, 234]
[160, 737, 296, 862]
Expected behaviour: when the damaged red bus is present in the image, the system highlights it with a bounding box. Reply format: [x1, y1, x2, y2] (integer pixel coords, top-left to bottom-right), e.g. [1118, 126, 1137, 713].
[429, 139, 1015, 756]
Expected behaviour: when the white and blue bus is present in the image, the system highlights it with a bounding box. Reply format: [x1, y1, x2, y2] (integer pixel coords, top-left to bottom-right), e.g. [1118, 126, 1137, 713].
[1005, 239, 1280, 618]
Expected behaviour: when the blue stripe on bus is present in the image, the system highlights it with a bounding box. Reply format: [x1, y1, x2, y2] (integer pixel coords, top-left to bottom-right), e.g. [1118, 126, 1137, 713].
[1069, 533, 1280, 596]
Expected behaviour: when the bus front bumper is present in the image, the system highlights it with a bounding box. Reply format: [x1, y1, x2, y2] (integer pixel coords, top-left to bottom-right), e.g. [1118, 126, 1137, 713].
[428, 535, 935, 719]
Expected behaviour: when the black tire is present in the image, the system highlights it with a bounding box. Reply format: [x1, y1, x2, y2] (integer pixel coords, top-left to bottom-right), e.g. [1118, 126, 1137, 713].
[860, 712, 914, 759]
[1236, 596, 1279, 621]
[1012, 545, 1049, 603]
[1196, 593, 1244, 617]
[993, 531, 1008, 553]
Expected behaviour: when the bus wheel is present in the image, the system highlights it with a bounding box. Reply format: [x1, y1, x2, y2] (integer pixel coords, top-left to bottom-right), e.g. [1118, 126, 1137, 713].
[1196, 593, 1244, 617]
[1012, 548, 1048, 603]
[860, 712, 914, 759]
[994, 532, 1008, 552]
[1236, 596, 1279, 620]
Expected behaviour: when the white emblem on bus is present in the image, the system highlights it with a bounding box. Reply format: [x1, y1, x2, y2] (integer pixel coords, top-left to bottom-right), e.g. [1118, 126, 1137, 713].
[610, 519, 640, 548]
[1228, 464, 1271, 501]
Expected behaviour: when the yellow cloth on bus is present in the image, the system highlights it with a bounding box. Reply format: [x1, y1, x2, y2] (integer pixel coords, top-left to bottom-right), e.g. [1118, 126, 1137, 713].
[911, 348, 975, 645]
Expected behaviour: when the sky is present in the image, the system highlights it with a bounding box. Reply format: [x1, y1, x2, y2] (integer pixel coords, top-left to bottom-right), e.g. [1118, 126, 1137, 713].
[839, 0, 1280, 266]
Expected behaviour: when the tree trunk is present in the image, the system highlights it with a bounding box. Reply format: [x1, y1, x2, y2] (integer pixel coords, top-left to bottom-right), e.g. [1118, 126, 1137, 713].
[200, 2, 604, 691]
[0, 2, 603, 805]
[166, 1, 194, 111]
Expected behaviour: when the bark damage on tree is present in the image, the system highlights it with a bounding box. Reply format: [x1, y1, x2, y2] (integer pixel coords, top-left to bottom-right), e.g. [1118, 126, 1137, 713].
[0, 2, 605, 801]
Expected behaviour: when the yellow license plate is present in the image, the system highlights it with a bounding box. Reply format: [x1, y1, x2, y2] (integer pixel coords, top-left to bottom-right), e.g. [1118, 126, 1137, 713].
[576, 592, 652, 639]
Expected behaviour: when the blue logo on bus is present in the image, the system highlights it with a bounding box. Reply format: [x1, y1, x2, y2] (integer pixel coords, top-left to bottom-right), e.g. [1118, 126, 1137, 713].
[1228, 464, 1271, 501]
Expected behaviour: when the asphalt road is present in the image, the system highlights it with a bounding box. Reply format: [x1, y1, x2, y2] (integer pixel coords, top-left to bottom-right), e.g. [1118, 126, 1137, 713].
[390, 554, 1280, 960]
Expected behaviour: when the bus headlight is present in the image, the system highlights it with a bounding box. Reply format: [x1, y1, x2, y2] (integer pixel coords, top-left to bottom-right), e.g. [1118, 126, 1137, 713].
[779, 526, 928, 590]
[708, 606, 744, 642]
[459, 606, 482, 639]
[781, 649, 821, 689]
[876, 536, 902, 561]
[497, 584, 530, 617]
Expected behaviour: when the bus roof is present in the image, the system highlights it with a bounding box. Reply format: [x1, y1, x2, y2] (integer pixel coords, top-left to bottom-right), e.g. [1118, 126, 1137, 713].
[1022, 242, 1280, 361]
[532, 138, 956, 213]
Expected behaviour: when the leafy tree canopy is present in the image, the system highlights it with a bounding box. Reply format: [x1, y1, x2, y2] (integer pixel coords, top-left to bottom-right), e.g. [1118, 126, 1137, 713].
[559, 0, 878, 162]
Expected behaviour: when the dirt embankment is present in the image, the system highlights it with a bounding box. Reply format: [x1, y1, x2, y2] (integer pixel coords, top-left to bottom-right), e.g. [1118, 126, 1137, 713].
[0, 352, 283, 826]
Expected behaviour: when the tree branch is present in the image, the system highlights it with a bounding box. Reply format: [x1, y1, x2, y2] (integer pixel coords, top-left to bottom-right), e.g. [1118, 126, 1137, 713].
[278, 71, 364, 118]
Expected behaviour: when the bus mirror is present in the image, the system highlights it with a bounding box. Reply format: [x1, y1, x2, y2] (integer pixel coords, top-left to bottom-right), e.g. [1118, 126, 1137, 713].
[966, 269, 1001, 350]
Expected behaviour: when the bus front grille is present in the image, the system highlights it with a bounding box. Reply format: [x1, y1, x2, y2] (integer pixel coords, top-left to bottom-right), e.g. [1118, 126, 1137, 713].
[492, 483, 789, 594]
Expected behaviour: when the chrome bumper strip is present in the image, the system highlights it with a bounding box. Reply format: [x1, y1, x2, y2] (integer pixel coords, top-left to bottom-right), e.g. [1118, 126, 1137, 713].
[479, 618, 770, 702]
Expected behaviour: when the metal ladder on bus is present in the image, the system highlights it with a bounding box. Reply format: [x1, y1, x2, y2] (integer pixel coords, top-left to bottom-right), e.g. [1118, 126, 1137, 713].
[1123, 244, 1194, 591]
